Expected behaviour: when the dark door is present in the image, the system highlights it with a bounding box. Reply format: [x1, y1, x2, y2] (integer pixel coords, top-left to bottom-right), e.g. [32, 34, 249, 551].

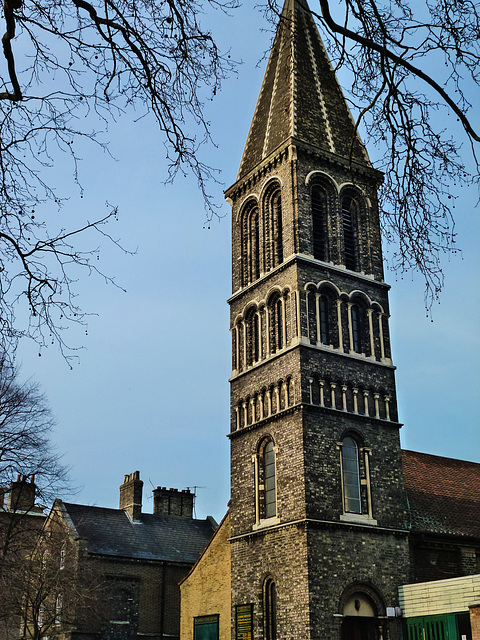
[341, 617, 379, 640]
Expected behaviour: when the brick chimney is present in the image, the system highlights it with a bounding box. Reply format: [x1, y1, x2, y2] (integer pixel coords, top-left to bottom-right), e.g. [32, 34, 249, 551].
[153, 487, 194, 518]
[119, 471, 143, 521]
[8, 475, 36, 512]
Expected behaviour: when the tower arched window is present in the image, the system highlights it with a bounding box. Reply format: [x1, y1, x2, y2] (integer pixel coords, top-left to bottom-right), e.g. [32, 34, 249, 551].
[264, 440, 276, 518]
[271, 190, 283, 268]
[341, 436, 361, 514]
[311, 184, 328, 261]
[319, 295, 329, 344]
[232, 326, 237, 371]
[249, 208, 260, 281]
[264, 184, 283, 272]
[264, 577, 277, 640]
[253, 313, 261, 363]
[269, 295, 284, 354]
[351, 304, 362, 353]
[255, 437, 277, 524]
[342, 194, 359, 271]
[276, 299, 283, 350]
[241, 201, 261, 286]
[246, 309, 261, 366]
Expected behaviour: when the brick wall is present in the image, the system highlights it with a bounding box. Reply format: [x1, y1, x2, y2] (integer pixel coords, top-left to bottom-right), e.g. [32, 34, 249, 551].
[470, 605, 480, 640]
[180, 514, 230, 640]
[73, 553, 192, 640]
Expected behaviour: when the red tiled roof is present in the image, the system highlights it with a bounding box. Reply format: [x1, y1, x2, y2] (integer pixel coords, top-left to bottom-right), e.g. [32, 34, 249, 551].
[402, 450, 480, 539]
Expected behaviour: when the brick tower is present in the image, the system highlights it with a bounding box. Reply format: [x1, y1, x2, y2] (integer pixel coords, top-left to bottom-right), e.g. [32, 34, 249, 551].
[225, 0, 411, 637]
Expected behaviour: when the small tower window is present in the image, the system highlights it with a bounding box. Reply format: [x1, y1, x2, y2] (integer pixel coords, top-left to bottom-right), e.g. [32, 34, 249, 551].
[341, 437, 361, 514]
[312, 185, 328, 261]
[342, 194, 359, 271]
[264, 577, 277, 640]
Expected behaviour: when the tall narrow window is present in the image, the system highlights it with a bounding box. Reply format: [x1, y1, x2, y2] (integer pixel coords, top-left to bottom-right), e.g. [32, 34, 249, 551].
[272, 191, 283, 267]
[307, 290, 316, 345]
[253, 314, 260, 363]
[264, 441, 276, 519]
[351, 305, 361, 353]
[250, 209, 260, 281]
[319, 295, 329, 344]
[342, 437, 361, 514]
[246, 311, 260, 366]
[312, 185, 328, 261]
[275, 299, 283, 351]
[264, 578, 277, 640]
[342, 194, 359, 271]
[232, 327, 237, 370]
[241, 201, 260, 286]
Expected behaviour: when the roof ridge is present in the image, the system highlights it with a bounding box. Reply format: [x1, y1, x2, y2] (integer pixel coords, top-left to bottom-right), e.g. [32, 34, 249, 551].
[403, 449, 480, 467]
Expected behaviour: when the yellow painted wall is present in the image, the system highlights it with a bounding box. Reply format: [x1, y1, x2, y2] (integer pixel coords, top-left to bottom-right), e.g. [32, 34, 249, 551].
[180, 512, 231, 640]
[399, 574, 480, 617]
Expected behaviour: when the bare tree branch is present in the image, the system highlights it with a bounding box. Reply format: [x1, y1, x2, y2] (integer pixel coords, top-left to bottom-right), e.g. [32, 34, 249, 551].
[265, 0, 479, 306]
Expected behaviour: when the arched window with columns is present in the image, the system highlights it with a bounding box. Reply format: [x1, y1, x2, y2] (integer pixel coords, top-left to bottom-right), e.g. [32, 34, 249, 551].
[241, 199, 261, 286]
[351, 304, 362, 353]
[341, 436, 361, 514]
[348, 298, 369, 355]
[245, 308, 261, 366]
[339, 432, 375, 522]
[254, 437, 278, 524]
[268, 293, 284, 354]
[319, 294, 330, 344]
[264, 182, 283, 271]
[311, 183, 329, 261]
[341, 191, 360, 271]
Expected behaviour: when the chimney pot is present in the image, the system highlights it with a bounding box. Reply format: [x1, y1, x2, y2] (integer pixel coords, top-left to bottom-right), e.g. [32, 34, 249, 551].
[119, 471, 143, 521]
[8, 476, 36, 512]
[153, 486, 194, 518]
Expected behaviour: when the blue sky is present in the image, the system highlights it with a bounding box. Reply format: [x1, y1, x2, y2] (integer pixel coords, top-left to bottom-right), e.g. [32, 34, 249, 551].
[16, 2, 480, 522]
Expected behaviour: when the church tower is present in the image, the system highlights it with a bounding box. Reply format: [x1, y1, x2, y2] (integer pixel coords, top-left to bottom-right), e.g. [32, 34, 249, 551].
[225, 0, 411, 638]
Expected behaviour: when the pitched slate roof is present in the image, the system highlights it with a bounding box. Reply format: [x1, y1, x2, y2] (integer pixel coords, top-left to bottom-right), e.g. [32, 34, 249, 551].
[402, 450, 480, 540]
[237, 0, 369, 180]
[59, 501, 216, 564]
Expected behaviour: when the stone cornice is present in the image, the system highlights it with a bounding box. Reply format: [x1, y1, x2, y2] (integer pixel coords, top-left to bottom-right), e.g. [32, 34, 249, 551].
[229, 516, 409, 542]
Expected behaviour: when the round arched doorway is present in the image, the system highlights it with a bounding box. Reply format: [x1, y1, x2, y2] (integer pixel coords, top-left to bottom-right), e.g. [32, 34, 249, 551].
[340, 588, 385, 640]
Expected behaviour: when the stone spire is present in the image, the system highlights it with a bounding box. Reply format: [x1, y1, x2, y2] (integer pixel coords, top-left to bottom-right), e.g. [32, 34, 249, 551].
[237, 0, 370, 181]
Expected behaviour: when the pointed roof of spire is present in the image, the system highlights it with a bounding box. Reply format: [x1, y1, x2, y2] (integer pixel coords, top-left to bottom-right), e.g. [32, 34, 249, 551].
[237, 0, 370, 181]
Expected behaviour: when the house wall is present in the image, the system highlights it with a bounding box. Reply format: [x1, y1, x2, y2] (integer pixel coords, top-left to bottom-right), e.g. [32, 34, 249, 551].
[179, 514, 231, 640]
[72, 554, 192, 640]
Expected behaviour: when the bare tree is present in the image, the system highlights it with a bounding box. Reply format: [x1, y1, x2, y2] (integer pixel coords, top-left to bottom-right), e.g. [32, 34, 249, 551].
[0, 0, 238, 359]
[0, 509, 103, 640]
[0, 353, 67, 499]
[265, 0, 479, 306]
[0, 352, 71, 638]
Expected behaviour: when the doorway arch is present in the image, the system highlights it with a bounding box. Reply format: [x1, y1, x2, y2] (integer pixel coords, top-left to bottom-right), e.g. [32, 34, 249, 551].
[339, 584, 385, 640]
